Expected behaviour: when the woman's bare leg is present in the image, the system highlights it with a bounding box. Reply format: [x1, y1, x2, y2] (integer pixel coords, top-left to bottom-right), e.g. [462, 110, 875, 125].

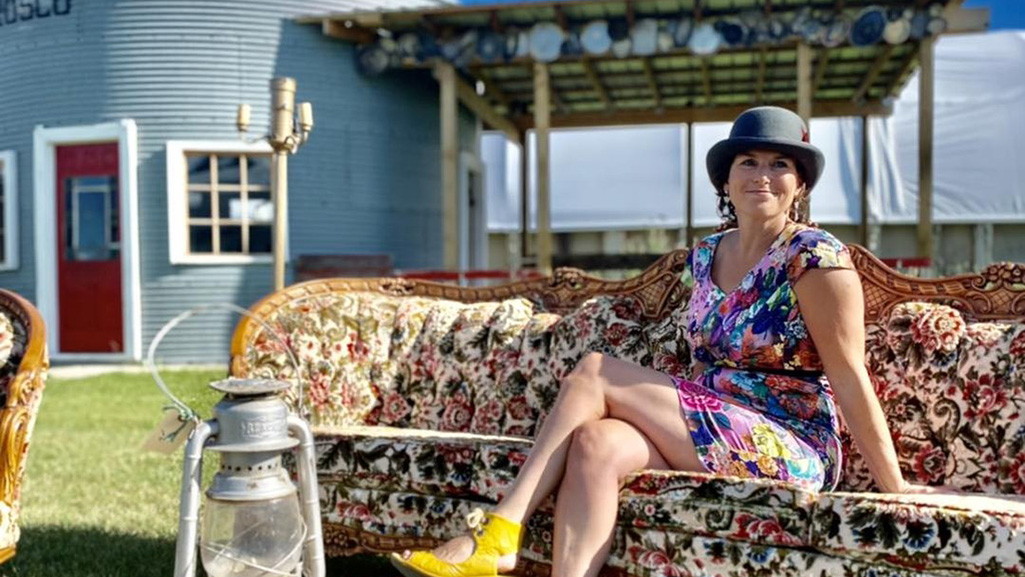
[553, 418, 671, 577]
[414, 353, 705, 571]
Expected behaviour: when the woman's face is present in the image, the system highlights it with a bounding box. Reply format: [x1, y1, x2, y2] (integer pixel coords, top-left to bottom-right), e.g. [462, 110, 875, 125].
[723, 149, 805, 223]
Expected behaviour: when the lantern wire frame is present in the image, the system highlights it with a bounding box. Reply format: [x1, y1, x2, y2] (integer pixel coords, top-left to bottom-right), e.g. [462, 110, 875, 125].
[146, 303, 307, 424]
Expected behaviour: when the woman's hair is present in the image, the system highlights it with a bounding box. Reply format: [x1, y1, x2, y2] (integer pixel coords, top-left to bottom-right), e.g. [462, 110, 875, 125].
[714, 154, 816, 231]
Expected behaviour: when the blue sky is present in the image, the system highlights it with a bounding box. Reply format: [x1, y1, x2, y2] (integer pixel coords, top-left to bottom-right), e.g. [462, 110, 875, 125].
[459, 0, 1025, 31]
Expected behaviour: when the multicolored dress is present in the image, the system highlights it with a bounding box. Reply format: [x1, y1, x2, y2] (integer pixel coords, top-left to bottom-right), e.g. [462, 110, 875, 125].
[674, 225, 853, 491]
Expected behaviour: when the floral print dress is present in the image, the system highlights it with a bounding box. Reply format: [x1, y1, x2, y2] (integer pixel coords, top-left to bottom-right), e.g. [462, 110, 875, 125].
[674, 225, 853, 491]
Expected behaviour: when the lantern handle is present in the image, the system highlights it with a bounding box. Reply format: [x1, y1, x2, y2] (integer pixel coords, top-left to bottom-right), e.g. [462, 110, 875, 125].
[146, 303, 307, 422]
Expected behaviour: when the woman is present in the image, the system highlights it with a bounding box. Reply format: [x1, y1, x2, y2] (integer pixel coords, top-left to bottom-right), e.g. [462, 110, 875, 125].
[392, 106, 948, 577]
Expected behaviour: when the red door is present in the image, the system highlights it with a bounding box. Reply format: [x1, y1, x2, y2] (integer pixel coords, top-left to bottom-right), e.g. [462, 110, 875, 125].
[56, 143, 123, 353]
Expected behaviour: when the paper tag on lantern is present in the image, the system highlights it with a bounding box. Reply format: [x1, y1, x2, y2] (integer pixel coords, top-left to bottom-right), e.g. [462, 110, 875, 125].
[142, 410, 197, 454]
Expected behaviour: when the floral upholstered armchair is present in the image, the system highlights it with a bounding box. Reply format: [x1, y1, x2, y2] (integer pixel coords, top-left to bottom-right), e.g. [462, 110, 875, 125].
[0, 289, 48, 564]
[230, 246, 1025, 577]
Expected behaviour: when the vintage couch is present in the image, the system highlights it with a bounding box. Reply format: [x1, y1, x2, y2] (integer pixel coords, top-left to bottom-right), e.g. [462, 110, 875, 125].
[229, 245, 1025, 577]
[0, 289, 48, 564]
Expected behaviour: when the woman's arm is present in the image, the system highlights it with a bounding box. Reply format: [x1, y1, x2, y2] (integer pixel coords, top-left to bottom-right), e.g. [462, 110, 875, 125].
[793, 267, 909, 493]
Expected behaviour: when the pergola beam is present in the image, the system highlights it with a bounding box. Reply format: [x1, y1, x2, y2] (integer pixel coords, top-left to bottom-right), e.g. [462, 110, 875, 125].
[581, 57, 612, 110]
[885, 43, 921, 97]
[700, 58, 712, 105]
[442, 70, 522, 145]
[755, 47, 767, 103]
[853, 45, 895, 102]
[471, 67, 513, 110]
[321, 20, 376, 44]
[942, 5, 990, 33]
[812, 48, 831, 95]
[641, 58, 662, 109]
[510, 98, 891, 130]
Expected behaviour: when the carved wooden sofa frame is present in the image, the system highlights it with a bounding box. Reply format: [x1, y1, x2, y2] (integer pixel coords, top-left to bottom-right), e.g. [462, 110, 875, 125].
[0, 289, 48, 564]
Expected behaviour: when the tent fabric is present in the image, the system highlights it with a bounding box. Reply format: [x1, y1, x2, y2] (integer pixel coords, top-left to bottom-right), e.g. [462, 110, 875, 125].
[484, 31, 1025, 232]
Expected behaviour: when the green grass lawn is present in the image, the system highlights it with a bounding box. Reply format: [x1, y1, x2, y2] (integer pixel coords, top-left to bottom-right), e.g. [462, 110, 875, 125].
[6, 369, 397, 577]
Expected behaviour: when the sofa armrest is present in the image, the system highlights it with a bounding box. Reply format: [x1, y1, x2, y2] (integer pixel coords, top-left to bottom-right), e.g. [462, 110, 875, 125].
[842, 301, 1025, 495]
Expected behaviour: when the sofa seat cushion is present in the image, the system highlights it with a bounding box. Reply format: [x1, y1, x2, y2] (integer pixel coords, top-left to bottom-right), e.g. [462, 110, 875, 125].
[319, 487, 951, 577]
[617, 471, 818, 549]
[313, 427, 821, 548]
[313, 425, 533, 502]
[811, 491, 1025, 575]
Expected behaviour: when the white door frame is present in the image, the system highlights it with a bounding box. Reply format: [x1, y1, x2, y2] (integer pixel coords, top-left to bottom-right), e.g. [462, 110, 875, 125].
[458, 151, 488, 272]
[33, 121, 142, 361]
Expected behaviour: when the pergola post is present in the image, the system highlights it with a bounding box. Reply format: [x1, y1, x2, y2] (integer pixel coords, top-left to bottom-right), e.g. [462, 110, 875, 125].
[860, 116, 870, 247]
[436, 61, 459, 271]
[534, 62, 552, 273]
[684, 123, 694, 247]
[918, 37, 935, 262]
[796, 42, 813, 220]
[519, 130, 531, 266]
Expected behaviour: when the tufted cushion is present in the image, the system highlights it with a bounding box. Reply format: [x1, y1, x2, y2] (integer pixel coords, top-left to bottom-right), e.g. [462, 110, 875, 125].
[811, 491, 1025, 574]
[840, 302, 1025, 494]
[246, 292, 693, 439]
[313, 425, 532, 502]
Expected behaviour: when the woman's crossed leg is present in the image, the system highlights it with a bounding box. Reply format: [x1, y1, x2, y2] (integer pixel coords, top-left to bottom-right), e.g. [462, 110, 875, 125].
[404, 352, 707, 577]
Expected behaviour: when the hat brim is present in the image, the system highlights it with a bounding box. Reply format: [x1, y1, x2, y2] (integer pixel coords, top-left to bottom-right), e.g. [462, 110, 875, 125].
[706, 136, 824, 192]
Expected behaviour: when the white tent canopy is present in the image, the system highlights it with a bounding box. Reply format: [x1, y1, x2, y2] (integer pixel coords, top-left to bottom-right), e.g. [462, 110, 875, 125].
[484, 31, 1025, 232]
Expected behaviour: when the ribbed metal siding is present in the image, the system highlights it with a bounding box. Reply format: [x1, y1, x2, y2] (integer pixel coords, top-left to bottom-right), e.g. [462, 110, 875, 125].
[0, 0, 475, 363]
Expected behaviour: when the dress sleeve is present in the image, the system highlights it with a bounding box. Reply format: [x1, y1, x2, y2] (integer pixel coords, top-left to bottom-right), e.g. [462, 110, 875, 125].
[786, 228, 854, 283]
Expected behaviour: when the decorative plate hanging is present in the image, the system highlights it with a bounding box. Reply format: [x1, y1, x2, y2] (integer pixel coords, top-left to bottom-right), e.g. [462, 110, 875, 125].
[909, 9, 930, 39]
[688, 22, 722, 55]
[608, 18, 630, 42]
[529, 22, 565, 62]
[397, 33, 421, 60]
[657, 20, 675, 53]
[851, 6, 886, 46]
[562, 28, 584, 56]
[673, 17, 693, 47]
[581, 20, 612, 55]
[356, 44, 390, 76]
[611, 37, 632, 58]
[799, 12, 826, 45]
[822, 14, 851, 48]
[631, 18, 659, 56]
[883, 10, 912, 44]
[926, 4, 948, 36]
[477, 30, 506, 63]
[717, 18, 747, 47]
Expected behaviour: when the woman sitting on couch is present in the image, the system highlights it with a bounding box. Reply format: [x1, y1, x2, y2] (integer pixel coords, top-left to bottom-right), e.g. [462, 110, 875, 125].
[392, 106, 954, 577]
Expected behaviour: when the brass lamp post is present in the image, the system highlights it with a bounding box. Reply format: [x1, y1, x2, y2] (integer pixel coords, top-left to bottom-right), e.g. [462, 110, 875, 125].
[237, 78, 314, 291]
[172, 377, 325, 577]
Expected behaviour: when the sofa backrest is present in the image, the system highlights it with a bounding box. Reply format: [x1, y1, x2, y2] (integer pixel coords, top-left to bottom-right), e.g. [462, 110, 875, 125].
[231, 247, 1025, 493]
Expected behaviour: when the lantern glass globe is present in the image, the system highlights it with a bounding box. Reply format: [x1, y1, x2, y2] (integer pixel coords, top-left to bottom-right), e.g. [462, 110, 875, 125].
[201, 495, 304, 577]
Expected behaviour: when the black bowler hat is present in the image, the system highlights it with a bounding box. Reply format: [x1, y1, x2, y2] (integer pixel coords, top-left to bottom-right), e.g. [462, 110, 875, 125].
[706, 106, 825, 193]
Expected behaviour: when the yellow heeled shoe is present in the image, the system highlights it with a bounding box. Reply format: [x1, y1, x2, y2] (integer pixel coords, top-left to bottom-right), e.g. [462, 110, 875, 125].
[390, 508, 523, 577]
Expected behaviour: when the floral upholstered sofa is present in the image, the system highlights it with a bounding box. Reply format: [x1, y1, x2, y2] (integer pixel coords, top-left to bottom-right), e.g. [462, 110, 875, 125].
[230, 245, 1025, 577]
[0, 290, 48, 564]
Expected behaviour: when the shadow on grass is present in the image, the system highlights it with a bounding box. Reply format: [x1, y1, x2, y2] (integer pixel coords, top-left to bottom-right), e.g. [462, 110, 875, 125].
[3, 525, 400, 577]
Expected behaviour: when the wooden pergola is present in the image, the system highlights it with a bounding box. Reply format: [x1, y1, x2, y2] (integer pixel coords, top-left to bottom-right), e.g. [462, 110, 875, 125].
[299, 0, 988, 272]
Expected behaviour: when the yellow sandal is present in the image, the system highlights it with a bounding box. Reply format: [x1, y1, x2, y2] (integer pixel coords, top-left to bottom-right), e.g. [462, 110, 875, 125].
[390, 508, 523, 577]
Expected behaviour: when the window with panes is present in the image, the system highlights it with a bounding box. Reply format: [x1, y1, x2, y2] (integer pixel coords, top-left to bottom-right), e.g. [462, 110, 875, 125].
[185, 153, 272, 255]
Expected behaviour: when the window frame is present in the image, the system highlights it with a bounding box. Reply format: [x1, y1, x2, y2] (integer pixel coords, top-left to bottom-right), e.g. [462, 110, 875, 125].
[166, 140, 276, 265]
[0, 150, 19, 271]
